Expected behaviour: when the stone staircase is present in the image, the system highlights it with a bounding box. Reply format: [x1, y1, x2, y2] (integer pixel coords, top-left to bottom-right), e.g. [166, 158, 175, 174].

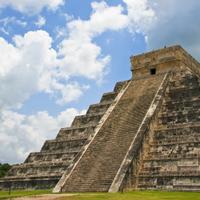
[0, 81, 129, 190]
[55, 74, 166, 192]
[137, 70, 200, 191]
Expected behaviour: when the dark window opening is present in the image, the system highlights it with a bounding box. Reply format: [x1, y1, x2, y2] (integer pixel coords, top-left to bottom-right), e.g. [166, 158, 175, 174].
[150, 68, 156, 75]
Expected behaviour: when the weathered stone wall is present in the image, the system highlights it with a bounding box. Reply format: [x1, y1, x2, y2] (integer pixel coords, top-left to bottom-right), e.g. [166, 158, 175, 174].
[135, 69, 200, 191]
[131, 45, 200, 79]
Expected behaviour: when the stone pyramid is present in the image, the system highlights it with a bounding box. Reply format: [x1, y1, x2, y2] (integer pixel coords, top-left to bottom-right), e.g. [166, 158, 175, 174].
[1, 45, 200, 192]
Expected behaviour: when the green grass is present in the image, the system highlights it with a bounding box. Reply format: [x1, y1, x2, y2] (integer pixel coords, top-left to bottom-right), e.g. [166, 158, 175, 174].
[0, 189, 51, 199]
[0, 190, 200, 200]
[60, 191, 200, 200]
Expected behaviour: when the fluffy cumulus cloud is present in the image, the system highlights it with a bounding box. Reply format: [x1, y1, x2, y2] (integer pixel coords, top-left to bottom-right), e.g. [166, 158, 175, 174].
[0, 108, 86, 163]
[0, 0, 64, 14]
[0, 30, 89, 109]
[123, 0, 156, 33]
[0, 1, 157, 109]
[0, 30, 55, 109]
[57, 0, 157, 80]
[0, 30, 88, 163]
[146, 0, 200, 59]
[54, 82, 90, 105]
[58, 1, 128, 81]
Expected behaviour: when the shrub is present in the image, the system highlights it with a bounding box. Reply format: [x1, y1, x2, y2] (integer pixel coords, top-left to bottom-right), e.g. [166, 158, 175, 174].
[0, 163, 11, 178]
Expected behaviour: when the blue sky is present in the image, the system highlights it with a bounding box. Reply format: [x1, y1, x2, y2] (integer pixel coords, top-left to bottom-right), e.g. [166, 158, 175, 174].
[0, 0, 200, 164]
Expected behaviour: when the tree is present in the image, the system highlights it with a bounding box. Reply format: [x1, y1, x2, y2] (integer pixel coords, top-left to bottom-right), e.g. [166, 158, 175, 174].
[0, 163, 11, 178]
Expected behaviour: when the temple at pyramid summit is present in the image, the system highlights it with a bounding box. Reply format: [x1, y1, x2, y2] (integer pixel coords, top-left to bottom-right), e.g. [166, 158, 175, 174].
[1, 45, 200, 192]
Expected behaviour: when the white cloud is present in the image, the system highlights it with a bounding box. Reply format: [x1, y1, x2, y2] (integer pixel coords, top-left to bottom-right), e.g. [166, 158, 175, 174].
[57, 0, 156, 81]
[0, 1, 157, 110]
[0, 0, 64, 14]
[54, 82, 90, 105]
[35, 16, 46, 28]
[89, 1, 128, 34]
[58, 38, 111, 80]
[58, 1, 128, 81]
[0, 29, 87, 161]
[0, 108, 86, 164]
[123, 0, 156, 33]
[0, 30, 57, 110]
[0, 30, 90, 109]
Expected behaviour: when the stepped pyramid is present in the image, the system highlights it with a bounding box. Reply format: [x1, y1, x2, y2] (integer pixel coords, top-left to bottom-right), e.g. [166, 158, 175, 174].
[1, 45, 200, 192]
[0, 77, 129, 189]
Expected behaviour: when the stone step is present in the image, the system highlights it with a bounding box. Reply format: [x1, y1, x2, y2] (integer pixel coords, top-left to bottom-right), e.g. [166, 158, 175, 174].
[154, 124, 200, 140]
[144, 154, 200, 161]
[158, 110, 200, 125]
[165, 87, 200, 101]
[41, 138, 87, 153]
[151, 134, 200, 145]
[147, 146, 200, 159]
[84, 81, 129, 116]
[161, 100, 200, 113]
[113, 80, 129, 93]
[140, 161, 200, 174]
[7, 161, 70, 177]
[0, 176, 60, 190]
[86, 102, 112, 115]
[9, 160, 70, 169]
[25, 151, 79, 163]
[138, 170, 200, 177]
[146, 156, 200, 162]
[71, 113, 103, 127]
[100, 92, 118, 103]
[169, 74, 199, 89]
[173, 184, 200, 191]
[171, 72, 200, 82]
[137, 177, 200, 191]
[159, 109, 200, 118]
[149, 139, 200, 147]
[146, 152, 200, 161]
[2, 174, 61, 180]
[168, 81, 200, 91]
[56, 125, 96, 139]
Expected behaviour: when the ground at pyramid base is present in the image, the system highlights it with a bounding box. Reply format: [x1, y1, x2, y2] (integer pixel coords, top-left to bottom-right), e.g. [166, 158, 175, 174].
[1, 45, 200, 192]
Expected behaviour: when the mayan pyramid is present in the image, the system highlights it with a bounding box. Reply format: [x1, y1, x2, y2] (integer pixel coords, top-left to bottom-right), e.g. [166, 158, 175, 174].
[1, 45, 200, 192]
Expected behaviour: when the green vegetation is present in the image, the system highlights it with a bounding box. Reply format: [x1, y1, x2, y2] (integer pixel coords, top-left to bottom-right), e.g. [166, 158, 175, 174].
[0, 189, 51, 199]
[61, 191, 200, 200]
[0, 190, 200, 200]
[0, 164, 11, 178]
